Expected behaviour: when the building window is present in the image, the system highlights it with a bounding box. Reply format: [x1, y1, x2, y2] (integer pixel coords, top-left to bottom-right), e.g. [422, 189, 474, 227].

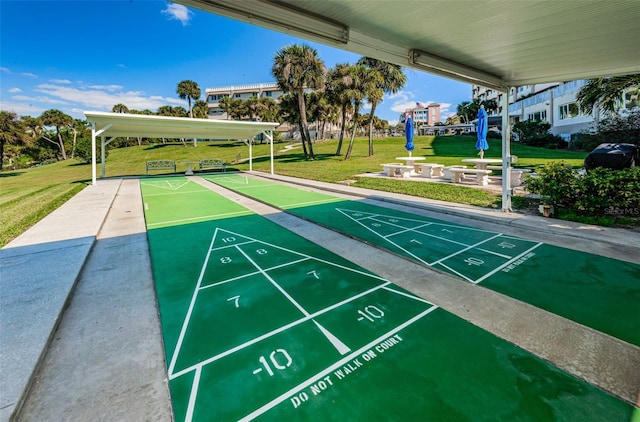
[527, 110, 547, 121]
[265, 91, 272, 97]
[234, 93, 241, 98]
[559, 103, 580, 120]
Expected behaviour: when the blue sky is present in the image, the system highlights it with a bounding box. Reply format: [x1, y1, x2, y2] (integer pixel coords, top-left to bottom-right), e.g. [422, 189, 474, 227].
[0, 1, 473, 125]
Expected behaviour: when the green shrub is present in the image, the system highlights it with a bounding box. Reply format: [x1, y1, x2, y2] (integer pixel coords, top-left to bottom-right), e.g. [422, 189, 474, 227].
[512, 120, 566, 148]
[525, 162, 640, 219]
[75, 137, 108, 163]
[524, 162, 578, 206]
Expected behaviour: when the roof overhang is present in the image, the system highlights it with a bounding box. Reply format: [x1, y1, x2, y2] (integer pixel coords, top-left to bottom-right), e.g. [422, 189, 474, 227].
[176, 0, 640, 92]
[83, 111, 279, 140]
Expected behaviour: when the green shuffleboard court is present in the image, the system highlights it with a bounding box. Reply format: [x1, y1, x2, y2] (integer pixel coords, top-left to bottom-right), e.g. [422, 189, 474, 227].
[140, 177, 635, 421]
[206, 174, 640, 348]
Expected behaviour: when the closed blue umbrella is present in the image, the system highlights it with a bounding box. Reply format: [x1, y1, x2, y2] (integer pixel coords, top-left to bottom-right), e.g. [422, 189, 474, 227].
[404, 115, 415, 156]
[476, 105, 488, 158]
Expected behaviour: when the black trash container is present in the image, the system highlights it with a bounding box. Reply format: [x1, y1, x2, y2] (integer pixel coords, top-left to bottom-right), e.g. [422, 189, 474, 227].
[584, 143, 638, 171]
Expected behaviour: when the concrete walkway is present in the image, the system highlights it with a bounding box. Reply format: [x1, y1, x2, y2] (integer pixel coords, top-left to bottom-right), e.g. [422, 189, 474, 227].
[1, 173, 638, 421]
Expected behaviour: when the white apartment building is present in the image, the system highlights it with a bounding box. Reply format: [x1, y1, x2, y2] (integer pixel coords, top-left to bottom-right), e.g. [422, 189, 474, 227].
[205, 82, 285, 120]
[473, 81, 639, 141]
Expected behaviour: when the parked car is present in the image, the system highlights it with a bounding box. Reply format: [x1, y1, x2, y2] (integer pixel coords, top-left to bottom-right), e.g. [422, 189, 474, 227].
[584, 143, 638, 171]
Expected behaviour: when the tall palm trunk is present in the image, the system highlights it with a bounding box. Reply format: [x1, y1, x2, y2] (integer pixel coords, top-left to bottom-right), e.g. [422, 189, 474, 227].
[297, 91, 314, 160]
[335, 106, 347, 156]
[368, 101, 378, 156]
[297, 115, 309, 157]
[344, 110, 359, 160]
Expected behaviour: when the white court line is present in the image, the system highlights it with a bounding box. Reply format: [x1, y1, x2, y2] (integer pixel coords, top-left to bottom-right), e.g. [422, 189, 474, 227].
[476, 247, 514, 259]
[143, 190, 214, 197]
[214, 228, 388, 282]
[169, 281, 391, 379]
[199, 258, 311, 291]
[281, 198, 344, 208]
[472, 243, 543, 284]
[237, 246, 352, 355]
[238, 304, 439, 422]
[168, 232, 218, 378]
[437, 262, 474, 283]
[184, 366, 202, 422]
[238, 246, 311, 317]
[336, 208, 497, 234]
[146, 210, 253, 227]
[382, 285, 433, 304]
[430, 233, 504, 266]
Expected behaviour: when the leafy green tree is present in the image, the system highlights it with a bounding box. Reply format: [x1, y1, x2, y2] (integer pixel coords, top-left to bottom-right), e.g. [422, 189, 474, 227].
[357, 57, 406, 156]
[192, 100, 209, 119]
[219, 97, 248, 120]
[157, 105, 187, 117]
[0, 111, 30, 170]
[176, 80, 201, 118]
[577, 74, 640, 116]
[40, 109, 74, 160]
[456, 101, 473, 124]
[112, 103, 129, 113]
[272, 44, 326, 160]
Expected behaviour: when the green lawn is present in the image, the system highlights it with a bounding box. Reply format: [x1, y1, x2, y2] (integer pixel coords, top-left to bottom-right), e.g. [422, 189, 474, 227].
[0, 135, 586, 247]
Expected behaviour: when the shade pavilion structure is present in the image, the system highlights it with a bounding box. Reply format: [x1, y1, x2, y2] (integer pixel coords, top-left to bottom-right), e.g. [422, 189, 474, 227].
[176, 0, 640, 211]
[84, 111, 280, 185]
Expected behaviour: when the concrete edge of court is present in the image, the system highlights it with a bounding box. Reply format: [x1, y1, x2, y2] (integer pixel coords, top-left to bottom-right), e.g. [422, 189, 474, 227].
[0, 179, 122, 422]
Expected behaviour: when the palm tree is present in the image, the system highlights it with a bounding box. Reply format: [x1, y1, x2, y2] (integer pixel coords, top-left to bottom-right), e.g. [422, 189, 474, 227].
[177, 80, 201, 146]
[577, 74, 640, 117]
[176, 80, 201, 118]
[456, 101, 472, 124]
[357, 57, 407, 156]
[112, 103, 129, 114]
[326, 63, 354, 156]
[344, 65, 383, 160]
[0, 111, 29, 171]
[192, 100, 209, 119]
[272, 44, 326, 160]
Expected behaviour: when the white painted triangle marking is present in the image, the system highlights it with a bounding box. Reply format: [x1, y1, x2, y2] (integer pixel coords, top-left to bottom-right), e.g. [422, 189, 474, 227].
[313, 320, 351, 355]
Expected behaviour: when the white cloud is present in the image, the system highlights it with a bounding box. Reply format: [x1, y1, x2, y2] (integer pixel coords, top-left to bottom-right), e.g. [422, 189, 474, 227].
[50, 79, 71, 84]
[8, 87, 22, 93]
[162, 3, 193, 26]
[34, 83, 179, 112]
[1, 67, 38, 79]
[84, 84, 123, 91]
[12, 94, 68, 106]
[0, 100, 46, 116]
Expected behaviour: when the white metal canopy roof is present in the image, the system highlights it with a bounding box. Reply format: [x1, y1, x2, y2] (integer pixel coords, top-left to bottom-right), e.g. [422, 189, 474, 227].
[84, 111, 279, 140]
[84, 111, 279, 185]
[177, 0, 640, 91]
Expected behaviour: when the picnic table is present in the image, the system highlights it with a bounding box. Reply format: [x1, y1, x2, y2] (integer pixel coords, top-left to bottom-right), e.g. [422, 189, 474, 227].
[461, 158, 503, 170]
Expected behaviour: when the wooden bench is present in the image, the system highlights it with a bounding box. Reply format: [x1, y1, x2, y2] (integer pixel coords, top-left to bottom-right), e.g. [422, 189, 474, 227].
[380, 163, 413, 178]
[418, 163, 444, 178]
[146, 160, 176, 175]
[199, 158, 227, 172]
[486, 166, 531, 187]
[449, 168, 492, 186]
